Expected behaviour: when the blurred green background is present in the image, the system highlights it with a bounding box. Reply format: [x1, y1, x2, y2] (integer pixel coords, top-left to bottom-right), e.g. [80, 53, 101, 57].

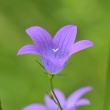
[0, 0, 110, 110]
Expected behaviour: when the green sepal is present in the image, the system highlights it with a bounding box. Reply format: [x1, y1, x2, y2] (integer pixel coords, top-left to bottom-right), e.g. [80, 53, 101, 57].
[55, 73, 67, 76]
[64, 62, 72, 68]
[35, 60, 45, 69]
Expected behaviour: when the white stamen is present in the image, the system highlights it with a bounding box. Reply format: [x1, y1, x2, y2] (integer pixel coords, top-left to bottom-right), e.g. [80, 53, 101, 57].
[52, 48, 59, 52]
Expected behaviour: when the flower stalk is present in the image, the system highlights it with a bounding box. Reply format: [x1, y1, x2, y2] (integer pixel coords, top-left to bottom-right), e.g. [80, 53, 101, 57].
[48, 74, 63, 110]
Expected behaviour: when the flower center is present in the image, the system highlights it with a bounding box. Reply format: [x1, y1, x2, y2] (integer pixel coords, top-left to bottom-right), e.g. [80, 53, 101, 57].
[52, 48, 59, 58]
[52, 48, 59, 52]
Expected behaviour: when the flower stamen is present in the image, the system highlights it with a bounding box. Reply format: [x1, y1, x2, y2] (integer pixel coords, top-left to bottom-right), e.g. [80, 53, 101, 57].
[52, 48, 59, 52]
[52, 48, 59, 58]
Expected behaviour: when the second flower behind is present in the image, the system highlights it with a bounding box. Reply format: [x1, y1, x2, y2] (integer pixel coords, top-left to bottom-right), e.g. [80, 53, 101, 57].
[22, 86, 92, 110]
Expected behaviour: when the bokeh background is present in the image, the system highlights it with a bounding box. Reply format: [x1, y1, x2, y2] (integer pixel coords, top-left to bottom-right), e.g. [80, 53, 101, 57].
[0, 0, 110, 110]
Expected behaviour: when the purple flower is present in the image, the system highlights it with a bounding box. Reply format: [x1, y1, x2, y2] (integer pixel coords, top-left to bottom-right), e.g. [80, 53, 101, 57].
[17, 25, 94, 74]
[22, 86, 92, 110]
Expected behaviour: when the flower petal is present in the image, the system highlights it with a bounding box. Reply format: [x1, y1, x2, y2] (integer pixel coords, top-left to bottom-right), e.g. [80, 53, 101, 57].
[26, 26, 53, 56]
[53, 25, 77, 58]
[44, 95, 58, 110]
[42, 57, 68, 74]
[69, 40, 94, 55]
[22, 104, 47, 110]
[17, 45, 40, 55]
[54, 89, 66, 107]
[66, 86, 92, 109]
[76, 99, 90, 106]
[44, 89, 66, 109]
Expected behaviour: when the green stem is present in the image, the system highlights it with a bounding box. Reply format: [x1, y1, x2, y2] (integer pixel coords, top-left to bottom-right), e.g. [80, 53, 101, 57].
[50, 77, 63, 110]
[103, 46, 110, 110]
[0, 100, 2, 110]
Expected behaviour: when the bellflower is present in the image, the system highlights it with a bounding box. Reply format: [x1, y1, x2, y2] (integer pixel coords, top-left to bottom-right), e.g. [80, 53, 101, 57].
[17, 25, 94, 74]
[22, 86, 92, 110]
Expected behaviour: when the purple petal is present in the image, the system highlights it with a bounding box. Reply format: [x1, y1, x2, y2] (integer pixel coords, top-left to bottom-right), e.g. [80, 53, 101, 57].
[53, 25, 77, 58]
[54, 89, 66, 107]
[17, 45, 40, 55]
[26, 26, 52, 56]
[22, 104, 47, 110]
[42, 57, 68, 74]
[44, 89, 66, 109]
[76, 99, 90, 106]
[44, 95, 58, 110]
[65, 86, 92, 109]
[69, 40, 94, 55]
